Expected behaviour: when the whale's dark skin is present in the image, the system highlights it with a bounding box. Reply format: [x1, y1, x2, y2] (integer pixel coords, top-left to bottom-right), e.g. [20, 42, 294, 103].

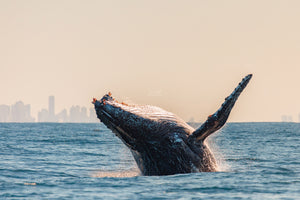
[93, 74, 252, 176]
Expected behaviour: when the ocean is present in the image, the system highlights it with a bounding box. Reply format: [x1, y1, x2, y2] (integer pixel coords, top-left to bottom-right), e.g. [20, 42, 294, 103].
[0, 122, 299, 199]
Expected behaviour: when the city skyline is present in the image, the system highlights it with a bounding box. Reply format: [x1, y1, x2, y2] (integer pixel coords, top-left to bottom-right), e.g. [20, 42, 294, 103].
[0, 95, 300, 123]
[0, 96, 98, 123]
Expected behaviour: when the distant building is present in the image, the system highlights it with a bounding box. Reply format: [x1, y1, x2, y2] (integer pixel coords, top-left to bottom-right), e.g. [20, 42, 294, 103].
[57, 109, 68, 122]
[281, 115, 293, 122]
[0, 105, 10, 122]
[68, 105, 94, 123]
[37, 96, 58, 122]
[38, 109, 49, 122]
[48, 96, 56, 122]
[89, 107, 98, 122]
[69, 105, 81, 122]
[188, 117, 195, 123]
[10, 101, 35, 122]
[80, 107, 89, 122]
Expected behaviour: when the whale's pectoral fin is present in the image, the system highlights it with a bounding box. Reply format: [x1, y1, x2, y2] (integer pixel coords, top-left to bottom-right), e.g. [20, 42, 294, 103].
[188, 74, 252, 142]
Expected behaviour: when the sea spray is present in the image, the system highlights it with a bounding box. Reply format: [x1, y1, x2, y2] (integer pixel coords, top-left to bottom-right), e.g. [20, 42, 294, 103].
[206, 130, 231, 172]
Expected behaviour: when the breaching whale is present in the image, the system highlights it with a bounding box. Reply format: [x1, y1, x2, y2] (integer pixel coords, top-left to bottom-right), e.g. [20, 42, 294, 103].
[93, 74, 252, 176]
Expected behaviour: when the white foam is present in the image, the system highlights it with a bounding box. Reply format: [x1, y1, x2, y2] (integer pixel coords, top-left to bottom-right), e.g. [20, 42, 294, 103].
[90, 170, 140, 178]
[206, 135, 231, 172]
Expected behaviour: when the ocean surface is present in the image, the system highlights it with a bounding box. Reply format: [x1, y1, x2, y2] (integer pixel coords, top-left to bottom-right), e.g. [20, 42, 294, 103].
[0, 122, 299, 199]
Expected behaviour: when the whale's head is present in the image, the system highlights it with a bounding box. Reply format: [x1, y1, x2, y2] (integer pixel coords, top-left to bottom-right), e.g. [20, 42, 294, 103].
[93, 93, 194, 151]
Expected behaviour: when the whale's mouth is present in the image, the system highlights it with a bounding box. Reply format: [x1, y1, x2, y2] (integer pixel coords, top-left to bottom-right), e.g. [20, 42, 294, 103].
[93, 94, 138, 150]
[92, 94, 114, 124]
[92, 93, 121, 123]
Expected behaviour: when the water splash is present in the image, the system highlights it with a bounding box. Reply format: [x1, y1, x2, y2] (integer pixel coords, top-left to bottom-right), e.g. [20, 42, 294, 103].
[24, 182, 37, 186]
[90, 169, 140, 178]
[207, 133, 231, 172]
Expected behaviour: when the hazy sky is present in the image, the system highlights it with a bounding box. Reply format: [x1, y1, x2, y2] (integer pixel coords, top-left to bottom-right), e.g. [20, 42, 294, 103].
[1, 1, 300, 122]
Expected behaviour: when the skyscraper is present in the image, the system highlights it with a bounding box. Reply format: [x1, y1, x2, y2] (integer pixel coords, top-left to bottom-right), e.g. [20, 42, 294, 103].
[0, 105, 10, 122]
[38, 96, 58, 122]
[49, 96, 55, 116]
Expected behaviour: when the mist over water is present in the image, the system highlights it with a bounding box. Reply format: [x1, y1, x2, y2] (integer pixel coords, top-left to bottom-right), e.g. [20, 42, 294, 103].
[1, 123, 299, 199]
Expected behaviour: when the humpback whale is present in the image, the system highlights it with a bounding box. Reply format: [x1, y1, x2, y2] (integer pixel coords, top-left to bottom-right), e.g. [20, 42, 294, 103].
[93, 74, 252, 176]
